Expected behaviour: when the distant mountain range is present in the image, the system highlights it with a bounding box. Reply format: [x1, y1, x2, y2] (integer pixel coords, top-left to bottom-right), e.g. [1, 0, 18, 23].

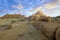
[0, 14, 25, 19]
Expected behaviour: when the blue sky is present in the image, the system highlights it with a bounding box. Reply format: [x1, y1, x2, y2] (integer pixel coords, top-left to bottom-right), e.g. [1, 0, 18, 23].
[0, 0, 60, 17]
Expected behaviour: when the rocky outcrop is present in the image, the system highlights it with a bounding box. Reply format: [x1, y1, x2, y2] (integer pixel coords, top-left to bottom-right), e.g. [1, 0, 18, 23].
[31, 11, 60, 40]
[56, 27, 60, 40]
[33, 11, 46, 17]
[28, 11, 52, 22]
[33, 21, 60, 40]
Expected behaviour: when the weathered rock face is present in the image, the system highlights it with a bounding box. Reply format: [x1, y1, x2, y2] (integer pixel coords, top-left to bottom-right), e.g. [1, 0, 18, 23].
[55, 16, 60, 40]
[33, 11, 46, 17]
[56, 27, 60, 40]
[33, 21, 60, 40]
[28, 11, 52, 22]
[32, 11, 47, 21]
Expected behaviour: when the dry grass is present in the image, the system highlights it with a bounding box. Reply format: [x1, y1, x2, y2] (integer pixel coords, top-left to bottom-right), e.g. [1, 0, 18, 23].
[0, 19, 49, 40]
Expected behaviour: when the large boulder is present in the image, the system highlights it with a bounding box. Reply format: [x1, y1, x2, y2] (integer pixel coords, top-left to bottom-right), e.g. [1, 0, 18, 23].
[56, 27, 60, 40]
[33, 21, 60, 40]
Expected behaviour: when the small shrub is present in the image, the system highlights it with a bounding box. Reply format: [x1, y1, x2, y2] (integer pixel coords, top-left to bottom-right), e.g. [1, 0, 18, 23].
[18, 34, 25, 37]
[6, 25, 13, 29]
[19, 19, 24, 21]
[11, 20, 17, 23]
[0, 24, 13, 29]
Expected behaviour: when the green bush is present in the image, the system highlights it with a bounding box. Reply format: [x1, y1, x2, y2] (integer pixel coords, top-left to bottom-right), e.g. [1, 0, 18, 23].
[6, 25, 13, 29]
[10, 20, 17, 23]
[0, 24, 13, 29]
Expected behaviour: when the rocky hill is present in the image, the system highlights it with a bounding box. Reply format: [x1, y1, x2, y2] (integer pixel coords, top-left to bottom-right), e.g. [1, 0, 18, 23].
[0, 14, 25, 21]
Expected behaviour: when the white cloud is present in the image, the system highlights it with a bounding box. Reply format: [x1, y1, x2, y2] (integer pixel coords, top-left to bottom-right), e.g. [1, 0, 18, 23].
[35, 0, 60, 17]
[11, 4, 23, 10]
[10, 0, 60, 17]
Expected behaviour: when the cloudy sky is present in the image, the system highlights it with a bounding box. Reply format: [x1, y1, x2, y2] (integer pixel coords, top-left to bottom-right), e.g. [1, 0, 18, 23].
[0, 0, 60, 17]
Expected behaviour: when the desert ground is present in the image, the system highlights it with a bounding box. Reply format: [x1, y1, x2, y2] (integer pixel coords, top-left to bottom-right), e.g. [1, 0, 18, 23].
[0, 19, 48, 40]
